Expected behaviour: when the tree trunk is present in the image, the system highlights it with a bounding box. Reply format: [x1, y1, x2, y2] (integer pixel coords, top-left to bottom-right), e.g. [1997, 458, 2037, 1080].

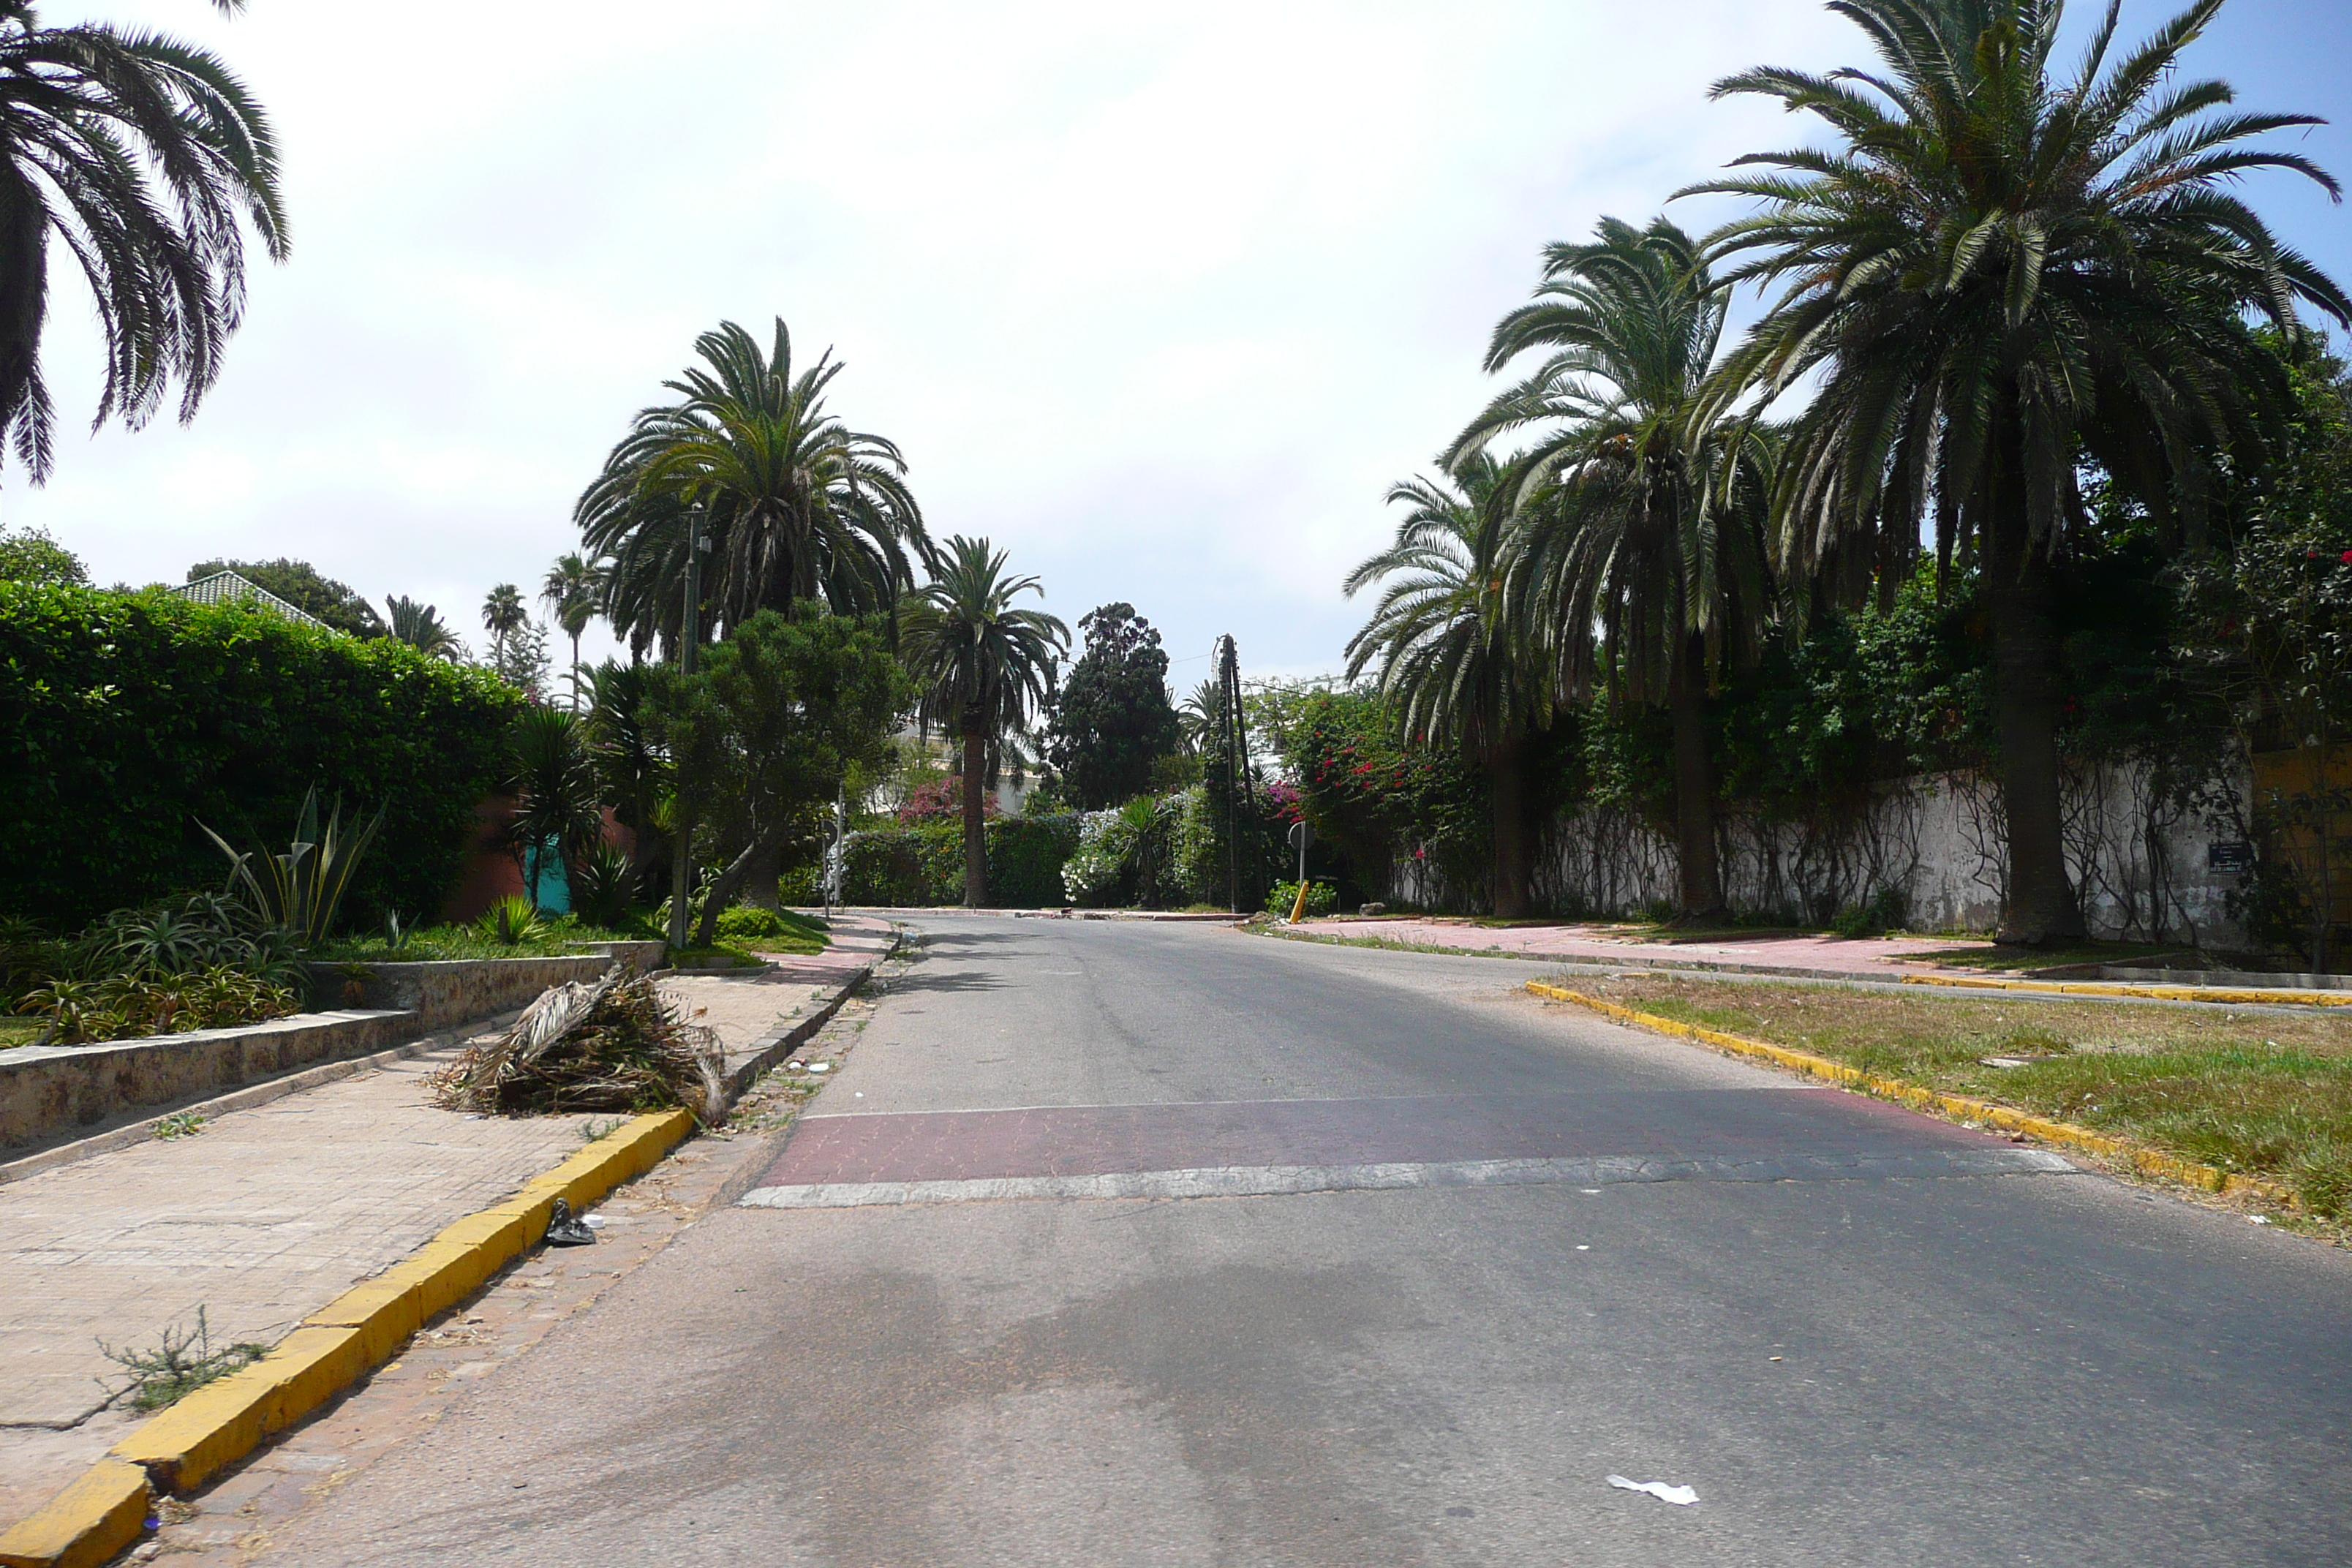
[692, 824, 788, 949]
[962, 731, 987, 908]
[740, 834, 785, 911]
[1486, 738, 1531, 919]
[1668, 636, 1726, 920]
[1983, 526, 2087, 946]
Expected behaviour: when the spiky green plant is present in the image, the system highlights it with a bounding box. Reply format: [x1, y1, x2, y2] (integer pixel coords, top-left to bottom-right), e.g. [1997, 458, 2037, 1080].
[197, 787, 386, 950]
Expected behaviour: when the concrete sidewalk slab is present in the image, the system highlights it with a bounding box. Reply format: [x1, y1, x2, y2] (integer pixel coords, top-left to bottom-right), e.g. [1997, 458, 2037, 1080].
[0, 916, 894, 1534]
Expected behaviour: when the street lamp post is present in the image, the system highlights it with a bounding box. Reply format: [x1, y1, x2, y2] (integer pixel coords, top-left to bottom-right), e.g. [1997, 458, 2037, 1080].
[666, 508, 706, 951]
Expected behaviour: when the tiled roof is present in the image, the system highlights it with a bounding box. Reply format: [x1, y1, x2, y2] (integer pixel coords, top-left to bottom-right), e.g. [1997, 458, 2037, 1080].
[170, 570, 333, 631]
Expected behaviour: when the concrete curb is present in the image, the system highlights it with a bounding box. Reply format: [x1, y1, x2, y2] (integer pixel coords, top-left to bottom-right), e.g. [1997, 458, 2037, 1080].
[720, 930, 900, 1100]
[1898, 972, 2352, 1007]
[0, 1109, 694, 1568]
[1524, 980, 2300, 1210]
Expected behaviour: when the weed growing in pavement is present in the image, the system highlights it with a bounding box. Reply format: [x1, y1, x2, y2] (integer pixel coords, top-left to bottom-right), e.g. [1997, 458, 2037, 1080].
[151, 1110, 205, 1139]
[579, 1116, 626, 1143]
[99, 1307, 269, 1411]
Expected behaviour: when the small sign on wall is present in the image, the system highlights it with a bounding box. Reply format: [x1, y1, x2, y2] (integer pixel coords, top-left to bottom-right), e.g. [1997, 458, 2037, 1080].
[2207, 840, 2255, 872]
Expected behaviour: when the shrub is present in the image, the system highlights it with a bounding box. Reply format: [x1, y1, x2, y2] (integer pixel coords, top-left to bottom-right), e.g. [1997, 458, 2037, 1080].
[1264, 880, 1338, 919]
[475, 896, 548, 947]
[837, 816, 1081, 907]
[0, 583, 519, 930]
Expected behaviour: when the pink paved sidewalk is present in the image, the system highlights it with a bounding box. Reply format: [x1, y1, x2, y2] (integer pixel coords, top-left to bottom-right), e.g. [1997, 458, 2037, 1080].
[1300, 917, 1986, 979]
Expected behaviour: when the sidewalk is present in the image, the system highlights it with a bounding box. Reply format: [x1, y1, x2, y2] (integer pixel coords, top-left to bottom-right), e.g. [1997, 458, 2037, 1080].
[1297, 916, 1978, 979]
[0, 916, 894, 1529]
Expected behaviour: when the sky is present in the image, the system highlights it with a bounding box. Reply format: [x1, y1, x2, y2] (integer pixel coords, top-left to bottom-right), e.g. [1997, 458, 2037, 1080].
[15, 0, 2352, 685]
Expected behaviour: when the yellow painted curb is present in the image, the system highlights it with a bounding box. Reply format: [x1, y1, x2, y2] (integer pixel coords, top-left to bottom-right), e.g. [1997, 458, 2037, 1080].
[1525, 981, 2299, 1209]
[0, 1460, 148, 1568]
[1899, 972, 2352, 1007]
[0, 1108, 695, 1567]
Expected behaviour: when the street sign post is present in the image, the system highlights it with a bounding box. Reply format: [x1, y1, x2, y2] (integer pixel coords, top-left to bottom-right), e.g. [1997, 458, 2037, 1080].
[1286, 821, 1315, 921]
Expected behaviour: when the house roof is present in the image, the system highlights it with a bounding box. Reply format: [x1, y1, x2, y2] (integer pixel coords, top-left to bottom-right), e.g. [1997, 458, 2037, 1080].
[170, 570, 333, 632]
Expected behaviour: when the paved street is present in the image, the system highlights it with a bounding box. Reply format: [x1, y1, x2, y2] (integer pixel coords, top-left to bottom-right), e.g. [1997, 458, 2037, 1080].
[233, 916, 2352, 1566]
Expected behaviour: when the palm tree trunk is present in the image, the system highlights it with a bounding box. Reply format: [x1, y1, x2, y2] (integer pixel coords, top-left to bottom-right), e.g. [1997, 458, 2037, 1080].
[962, 730, 987, 908]
[1669, 635, 1726, 920]
[1487, 736, 1531, 919]
[1983, 524, 2087, 946]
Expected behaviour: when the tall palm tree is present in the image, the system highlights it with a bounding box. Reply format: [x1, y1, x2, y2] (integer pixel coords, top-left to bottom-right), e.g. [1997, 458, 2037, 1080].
[579, 318, 929, 657]
[900, 536, 1068, 906]
[385, 595, 460, 660]
[1689, 0, 2352, 944]
[1449, 216, 1774, 919]
[1177, 677, 1225, 753]
[480, 583, 526, 674]
[540, 551, 608, 709]
[1343, 455, 1550, 917]
[0, 1, 287, 480]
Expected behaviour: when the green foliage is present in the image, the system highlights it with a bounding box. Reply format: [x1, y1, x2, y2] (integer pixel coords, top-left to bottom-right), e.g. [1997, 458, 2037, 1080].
[838, 816, 1081, 908]
[0, 583, 520, 930]
[187, 559, 384, 638]
[581, 318, 928, 655]
[101, 1308, 270, 1413]
[199, 786, 386, 951]
[713, 903, 829, 954]
[475, 895, 549, 947]
[0, 525, 87, 586]
[1046, 603, 1183, 808]
[0, 3, 287, 483]
[570, 843, 640, 928]
[1264, 880, 1338, 919]
[1273, 684, 1488, 899]
[503, 706, 604, 908]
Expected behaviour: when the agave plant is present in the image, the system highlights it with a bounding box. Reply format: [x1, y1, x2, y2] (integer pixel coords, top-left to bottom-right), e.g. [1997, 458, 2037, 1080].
[475, 895, 549, 948]
[198, 787, 386, 950]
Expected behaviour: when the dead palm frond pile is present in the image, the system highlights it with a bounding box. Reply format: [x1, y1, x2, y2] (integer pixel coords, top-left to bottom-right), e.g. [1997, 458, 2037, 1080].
[431, 968, 726, 1123]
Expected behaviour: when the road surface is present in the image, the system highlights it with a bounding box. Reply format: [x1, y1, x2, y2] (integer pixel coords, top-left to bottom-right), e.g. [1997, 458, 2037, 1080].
[244, 914, 2352, 1566]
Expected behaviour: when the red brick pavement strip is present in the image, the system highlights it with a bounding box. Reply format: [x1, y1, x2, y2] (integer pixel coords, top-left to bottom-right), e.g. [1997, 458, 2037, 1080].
[754, 1088, 2016, 1189]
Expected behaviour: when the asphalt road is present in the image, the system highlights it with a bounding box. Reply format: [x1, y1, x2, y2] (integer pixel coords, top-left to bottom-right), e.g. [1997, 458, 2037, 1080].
[255, 916, 2352, 1567]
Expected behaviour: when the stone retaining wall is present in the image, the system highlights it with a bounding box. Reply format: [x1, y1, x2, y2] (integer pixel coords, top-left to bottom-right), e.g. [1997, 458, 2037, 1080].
[1, 1009, 417, 1149]
[304, 954, 617, 1028]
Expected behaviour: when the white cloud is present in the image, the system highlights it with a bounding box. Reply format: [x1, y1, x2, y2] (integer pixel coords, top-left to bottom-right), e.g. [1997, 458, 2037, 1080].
[15, 0, 2345, 679]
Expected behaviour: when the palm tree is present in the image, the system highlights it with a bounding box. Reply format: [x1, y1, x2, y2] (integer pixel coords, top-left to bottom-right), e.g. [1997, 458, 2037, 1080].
[1343, 455, 1550, 917]
[481, 584, 525, 673]
[579, 318, 929, 657]
[900, 536, 1068, 906]
[1177, 677, 1225, 753]
[1449, 216, 1774, 919]
[0, 1, 287, 480]
[540, 551, 608, 709]
[1689, 0, 2351, 944]
[385, 595, 461, 660]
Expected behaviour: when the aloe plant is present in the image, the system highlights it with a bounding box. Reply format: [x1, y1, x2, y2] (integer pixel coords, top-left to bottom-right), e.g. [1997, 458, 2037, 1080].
[198, 788, 387, 951]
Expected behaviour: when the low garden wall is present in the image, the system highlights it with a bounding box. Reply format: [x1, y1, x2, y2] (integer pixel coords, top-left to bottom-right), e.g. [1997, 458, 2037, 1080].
[1, 1009, 418, 1150]
[303, 954, 624, 1028]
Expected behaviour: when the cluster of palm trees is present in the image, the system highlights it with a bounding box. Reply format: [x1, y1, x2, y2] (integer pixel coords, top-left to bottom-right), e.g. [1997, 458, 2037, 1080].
[1346, 0, 2348, 944]
[570, 315, 1065, 908]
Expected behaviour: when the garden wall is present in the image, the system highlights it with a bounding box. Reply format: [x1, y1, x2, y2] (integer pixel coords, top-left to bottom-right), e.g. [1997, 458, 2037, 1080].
[1, 1008, 416, 1150]
[1385, 761, 2253, 945]
[304, 954, 618, 1028]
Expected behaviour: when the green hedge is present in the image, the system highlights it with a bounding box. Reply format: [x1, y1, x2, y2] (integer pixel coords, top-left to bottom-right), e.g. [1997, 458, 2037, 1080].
[839, 815, 1080, 907]
[1, 584, 521, 929]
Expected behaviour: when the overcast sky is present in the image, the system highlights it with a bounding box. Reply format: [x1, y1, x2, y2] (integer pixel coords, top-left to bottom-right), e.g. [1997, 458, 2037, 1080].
[15, 0, 2351, 683]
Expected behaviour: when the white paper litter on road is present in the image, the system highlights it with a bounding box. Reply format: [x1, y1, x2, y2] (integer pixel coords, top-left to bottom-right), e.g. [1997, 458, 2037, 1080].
[1608, 1475, 1697, 1506]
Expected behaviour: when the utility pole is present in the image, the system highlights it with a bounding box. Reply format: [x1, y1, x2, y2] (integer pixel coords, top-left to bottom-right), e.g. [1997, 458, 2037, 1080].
[1216, 636, 1245, 915]
[666, 508, 705, 951]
